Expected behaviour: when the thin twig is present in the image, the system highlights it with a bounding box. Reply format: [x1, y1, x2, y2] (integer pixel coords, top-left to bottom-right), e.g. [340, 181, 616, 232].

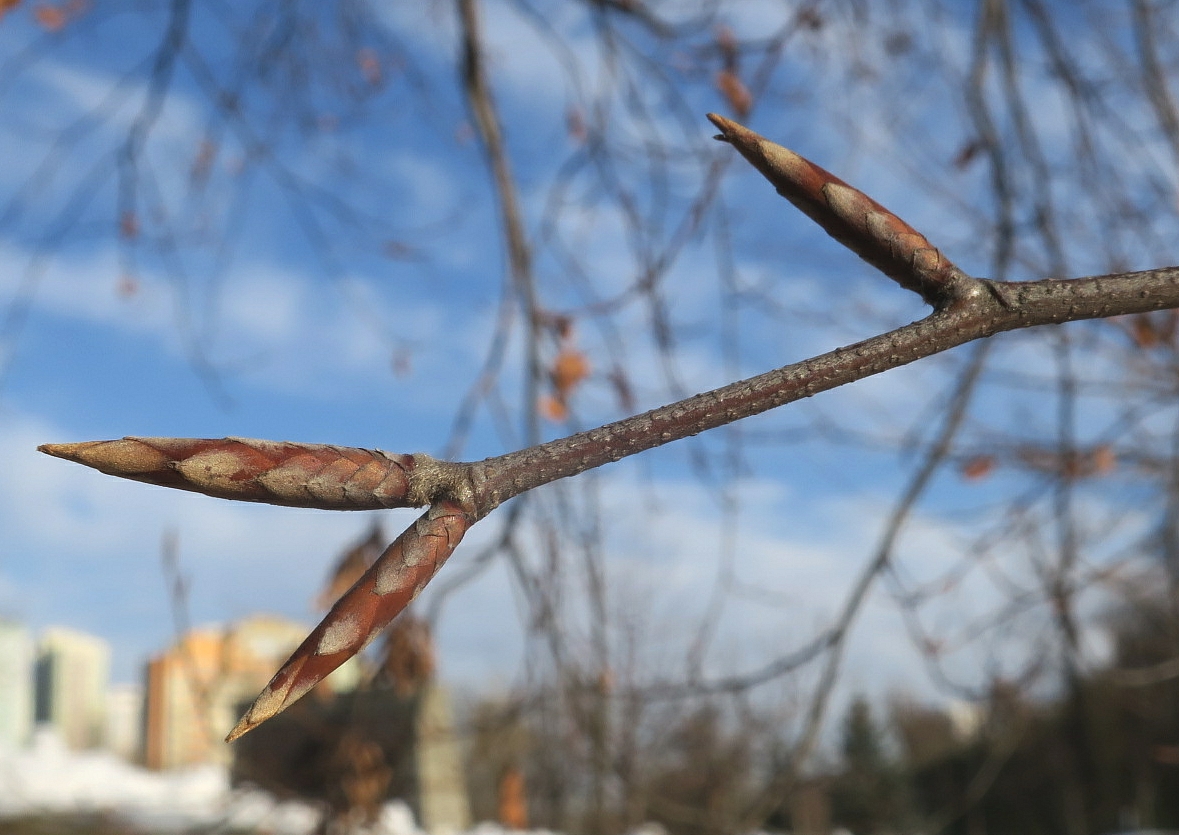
[458, 0, 543, 449]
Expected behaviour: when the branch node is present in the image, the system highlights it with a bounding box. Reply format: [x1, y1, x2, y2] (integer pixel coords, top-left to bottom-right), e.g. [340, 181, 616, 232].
[406, 453, 476, 513]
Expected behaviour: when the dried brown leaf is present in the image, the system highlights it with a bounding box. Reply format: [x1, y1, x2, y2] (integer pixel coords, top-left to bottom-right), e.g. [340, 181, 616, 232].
[715, 69, 752, 118]
[1090, 444, 1117, 476]
[119, 210, 139, 240]
[1015, 444, 1117, 480]
[566, 106, 587, 144]
[551, 348, 590, 398]
[498, 766, 529, 830]
[378, 614, 435, 695]
[190, 139, 217, 186]
[960, 454, 995, 481]
[357, 48, 382, 86]
[1130, 313, 1160, 348]
[539, 394, 568, 423]
[715, 24, 738, 62]
[391, 347, 413, 378]
[115, 273, 139, 298]
[34, 4, 64, 30]
[317, 523, 385, 610]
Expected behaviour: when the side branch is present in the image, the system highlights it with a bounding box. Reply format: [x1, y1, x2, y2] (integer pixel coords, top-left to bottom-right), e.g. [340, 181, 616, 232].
[40, 269, 1179, 519]
[472, 267, 1179, 510]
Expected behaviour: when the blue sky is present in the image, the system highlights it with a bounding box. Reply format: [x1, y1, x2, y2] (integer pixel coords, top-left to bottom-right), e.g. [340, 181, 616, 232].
[0, 0, 1167, 738]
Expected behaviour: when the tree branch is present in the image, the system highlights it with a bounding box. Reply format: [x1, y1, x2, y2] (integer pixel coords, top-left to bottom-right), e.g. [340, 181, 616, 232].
[458, 0, 544, 448]
[38, 116, 1179, 738]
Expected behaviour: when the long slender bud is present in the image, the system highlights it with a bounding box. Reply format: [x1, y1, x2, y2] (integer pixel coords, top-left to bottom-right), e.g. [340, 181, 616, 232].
[38, 437, 426, 510]
[225, 500, 473, 740]
[708, 113, 959, 306]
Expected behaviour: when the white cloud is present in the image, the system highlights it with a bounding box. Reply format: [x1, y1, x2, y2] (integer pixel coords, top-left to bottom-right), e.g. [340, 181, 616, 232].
[0, 237, 480, 410]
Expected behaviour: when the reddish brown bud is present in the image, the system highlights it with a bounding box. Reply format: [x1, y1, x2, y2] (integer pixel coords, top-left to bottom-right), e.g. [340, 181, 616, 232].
[707, 114, 959, 306]
[38, 437, 424, 510]
[225, 500, 473, 740]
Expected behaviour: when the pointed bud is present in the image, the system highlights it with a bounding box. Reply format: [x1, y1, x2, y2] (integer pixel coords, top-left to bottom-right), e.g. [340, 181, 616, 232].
[226, 500, 474, 741]
[39, 437, 425, 510]
[707, 113, 958, 305]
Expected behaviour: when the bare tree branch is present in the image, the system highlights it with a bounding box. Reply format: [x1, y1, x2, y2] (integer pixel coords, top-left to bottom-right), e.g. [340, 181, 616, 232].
[39, 115, 1179, 738]
[458, 0, 544, 449]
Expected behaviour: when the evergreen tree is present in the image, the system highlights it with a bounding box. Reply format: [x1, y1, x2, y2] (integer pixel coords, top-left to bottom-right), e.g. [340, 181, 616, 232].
[831, 697, 904, 835]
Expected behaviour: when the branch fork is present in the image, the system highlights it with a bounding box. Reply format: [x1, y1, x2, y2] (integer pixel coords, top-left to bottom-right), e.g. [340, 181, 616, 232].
[39, 115, 1179, 739]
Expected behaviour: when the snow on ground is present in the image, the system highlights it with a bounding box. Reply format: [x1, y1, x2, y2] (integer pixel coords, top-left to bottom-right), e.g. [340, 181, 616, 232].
[0, 728, 523, 835]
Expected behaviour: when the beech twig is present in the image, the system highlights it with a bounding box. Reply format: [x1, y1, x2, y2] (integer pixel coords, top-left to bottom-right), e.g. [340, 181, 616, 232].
[37, 436, 449, 510]
[39, 116, 1179, 739]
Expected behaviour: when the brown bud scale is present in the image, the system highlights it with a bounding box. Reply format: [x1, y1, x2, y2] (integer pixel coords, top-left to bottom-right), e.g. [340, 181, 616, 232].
[226, 500, 473, 740]
[38, 437, 422, 510]
[708, 114, 959, 306]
